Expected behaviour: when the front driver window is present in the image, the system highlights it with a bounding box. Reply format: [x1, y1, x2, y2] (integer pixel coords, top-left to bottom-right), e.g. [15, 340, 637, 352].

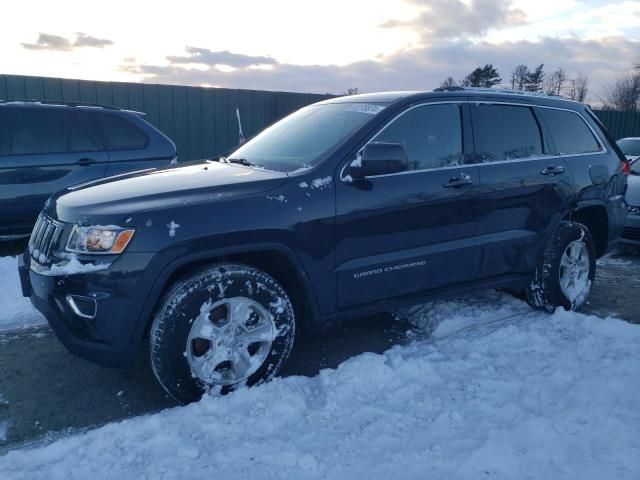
[373, 103, 463, 170]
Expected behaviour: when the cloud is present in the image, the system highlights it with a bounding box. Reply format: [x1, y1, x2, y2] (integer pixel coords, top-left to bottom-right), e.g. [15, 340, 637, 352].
[22, 33, 73, 51]
[21, 32, 113, 51]
[73, 33, 114, 48]
[121, 36, 638, 101]
[381, 0, 527, 40]
[167, 47, 277, 68]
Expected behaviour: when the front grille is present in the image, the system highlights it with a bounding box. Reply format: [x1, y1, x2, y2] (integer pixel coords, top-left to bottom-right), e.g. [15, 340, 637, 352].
[622, 226, 640, 242]
[28, 214, 63, 264]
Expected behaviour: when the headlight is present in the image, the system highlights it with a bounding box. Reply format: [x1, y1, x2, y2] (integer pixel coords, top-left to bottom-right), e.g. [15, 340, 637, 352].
[66, 225, 135, 254]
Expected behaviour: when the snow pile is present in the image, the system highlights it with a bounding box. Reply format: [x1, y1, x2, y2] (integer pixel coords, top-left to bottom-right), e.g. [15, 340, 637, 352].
[0, 256, 45, 332]
[1, 293, 639, 479]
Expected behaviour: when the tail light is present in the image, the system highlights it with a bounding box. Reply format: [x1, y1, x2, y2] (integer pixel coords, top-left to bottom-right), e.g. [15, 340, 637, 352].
[622, 159, 631, 175]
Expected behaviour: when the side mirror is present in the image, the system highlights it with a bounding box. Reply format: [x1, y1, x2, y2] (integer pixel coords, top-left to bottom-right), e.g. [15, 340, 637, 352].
[349, 142, 408, 179]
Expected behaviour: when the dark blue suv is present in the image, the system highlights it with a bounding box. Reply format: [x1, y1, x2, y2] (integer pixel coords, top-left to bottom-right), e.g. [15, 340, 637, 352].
[19, 89, 628, 403]
[0, 101, 176, 239]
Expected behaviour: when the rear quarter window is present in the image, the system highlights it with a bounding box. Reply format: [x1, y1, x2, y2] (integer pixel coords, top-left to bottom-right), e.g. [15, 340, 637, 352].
[89, 112, 148, 150]
[537, 108, 601, 155]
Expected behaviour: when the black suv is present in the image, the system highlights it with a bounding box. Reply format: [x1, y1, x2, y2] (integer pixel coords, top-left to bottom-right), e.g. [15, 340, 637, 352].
[0, 101, 176, 239]
[19, 89, 628, 403]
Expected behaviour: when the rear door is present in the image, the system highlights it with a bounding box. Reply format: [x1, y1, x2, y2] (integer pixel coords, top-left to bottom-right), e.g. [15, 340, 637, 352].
[470, 102, 574, 279]
[0, 107, 108, 235]
[334, 101, 482, 308]
[85, 111, 174, 176]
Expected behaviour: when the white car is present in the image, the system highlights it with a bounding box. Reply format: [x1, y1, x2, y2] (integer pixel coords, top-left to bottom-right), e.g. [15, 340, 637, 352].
[617, 138, 640, 246]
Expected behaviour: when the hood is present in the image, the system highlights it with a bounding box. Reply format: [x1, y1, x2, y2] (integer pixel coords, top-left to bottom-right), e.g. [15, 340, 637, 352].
[626, 174, 640, 207]
[47, 162, 288, 224]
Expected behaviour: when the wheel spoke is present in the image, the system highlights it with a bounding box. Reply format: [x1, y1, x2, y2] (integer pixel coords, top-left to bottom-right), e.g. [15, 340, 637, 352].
[239, 318, 275, 344]
[231, 348, 253, 379]
[569, 242, 580, 260]
[560, 255, 572, 269]
[228, 298, 254, 327]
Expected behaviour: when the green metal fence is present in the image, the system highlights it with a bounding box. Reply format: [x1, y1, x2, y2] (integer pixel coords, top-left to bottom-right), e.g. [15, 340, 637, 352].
[592, 109, 640, 141]
[0, 74, 332, 161]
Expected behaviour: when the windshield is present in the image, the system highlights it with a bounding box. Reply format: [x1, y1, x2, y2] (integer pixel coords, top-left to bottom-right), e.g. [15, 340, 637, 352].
[617, 139, 640, 157]
[225, 102, 386, 172]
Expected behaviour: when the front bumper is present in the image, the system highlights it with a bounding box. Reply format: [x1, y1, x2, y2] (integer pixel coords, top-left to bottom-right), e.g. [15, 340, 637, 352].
[19, 251, 164, 369]
[620, 212, 640, 246]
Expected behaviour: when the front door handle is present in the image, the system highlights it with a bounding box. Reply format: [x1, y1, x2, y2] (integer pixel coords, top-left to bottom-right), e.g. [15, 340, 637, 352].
[443, 173, 473, 189]
[77, 158, 97, 166]
[541, 165, 565, 176]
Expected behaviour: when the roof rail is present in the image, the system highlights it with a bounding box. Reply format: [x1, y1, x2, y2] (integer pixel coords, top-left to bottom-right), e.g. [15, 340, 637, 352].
[0, 99, 122, 110]
[432, 86, 571, 101]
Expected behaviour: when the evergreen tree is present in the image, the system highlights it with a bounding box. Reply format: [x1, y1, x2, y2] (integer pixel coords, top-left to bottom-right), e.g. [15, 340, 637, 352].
[464, 64, 501, 88]
[525, 64, 545, 92]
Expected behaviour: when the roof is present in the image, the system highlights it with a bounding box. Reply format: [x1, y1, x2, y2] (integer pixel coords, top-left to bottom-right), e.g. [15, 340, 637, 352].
[0, 99, 144, 116]
[320, 87, 581, 107]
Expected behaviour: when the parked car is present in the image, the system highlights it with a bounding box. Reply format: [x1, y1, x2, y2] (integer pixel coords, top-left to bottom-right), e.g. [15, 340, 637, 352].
[617, 137, 640, 163]
[618, 138, 640, 246]
[19, 88, 628, 404]
[0, 100, 176, 239]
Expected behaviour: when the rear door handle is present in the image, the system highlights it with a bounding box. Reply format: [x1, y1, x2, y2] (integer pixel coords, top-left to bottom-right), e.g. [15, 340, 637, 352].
[443, 173, 473, 189]
[541, 165, 565, 176]
[77, 158, 97, 166]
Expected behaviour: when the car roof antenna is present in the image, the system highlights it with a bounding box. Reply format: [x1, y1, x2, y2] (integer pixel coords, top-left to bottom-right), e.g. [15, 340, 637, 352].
[236, 107, 245, 145]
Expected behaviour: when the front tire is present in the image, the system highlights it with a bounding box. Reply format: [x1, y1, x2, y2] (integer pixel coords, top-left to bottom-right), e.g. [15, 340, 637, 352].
[150, 263, 295, 404]
[527, 221, 596, 312]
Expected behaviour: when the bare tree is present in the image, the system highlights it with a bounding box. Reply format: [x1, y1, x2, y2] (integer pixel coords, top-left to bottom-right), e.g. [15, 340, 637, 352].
[510, 64, 529, 90]
[545, 68, 568, 96]
[440, 76, 457, 88]
[602, 68, 640, 112]
[345, 88, 360, 96]
[566, 74, 589, 102]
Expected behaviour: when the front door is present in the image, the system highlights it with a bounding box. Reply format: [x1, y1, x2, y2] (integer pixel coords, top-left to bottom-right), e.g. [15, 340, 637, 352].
[0, 107, 108, 236]
[334, 101, 482, 308]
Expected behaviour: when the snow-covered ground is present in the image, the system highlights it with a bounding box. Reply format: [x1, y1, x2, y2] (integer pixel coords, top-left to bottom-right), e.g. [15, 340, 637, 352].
[1, 292, 638, 479]
[0, 256, 45, 332]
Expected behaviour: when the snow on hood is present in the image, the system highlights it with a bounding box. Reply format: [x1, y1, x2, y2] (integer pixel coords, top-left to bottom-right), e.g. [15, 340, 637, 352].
[2, 293, 639, 479]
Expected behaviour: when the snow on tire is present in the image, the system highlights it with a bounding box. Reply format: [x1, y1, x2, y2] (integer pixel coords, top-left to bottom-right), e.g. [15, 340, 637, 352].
[527, 221, 596, 312]
[150, 263, 295, 404]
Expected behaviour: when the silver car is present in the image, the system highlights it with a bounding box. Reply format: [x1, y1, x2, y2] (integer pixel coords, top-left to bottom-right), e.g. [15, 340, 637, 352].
[618, 138, 640, 246]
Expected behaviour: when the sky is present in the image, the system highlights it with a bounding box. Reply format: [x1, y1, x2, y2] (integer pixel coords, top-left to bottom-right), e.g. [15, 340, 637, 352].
[2, 0, 639, 101]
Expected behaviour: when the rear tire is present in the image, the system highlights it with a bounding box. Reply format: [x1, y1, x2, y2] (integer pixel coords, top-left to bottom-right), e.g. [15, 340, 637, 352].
[527, 221, 596, 312]
[150, 263, 295, 404]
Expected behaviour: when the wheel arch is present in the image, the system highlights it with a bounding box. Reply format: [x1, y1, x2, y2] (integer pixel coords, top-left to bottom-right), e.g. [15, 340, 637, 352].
[130, 243, 321, 346]
[563, 201, 609, 257]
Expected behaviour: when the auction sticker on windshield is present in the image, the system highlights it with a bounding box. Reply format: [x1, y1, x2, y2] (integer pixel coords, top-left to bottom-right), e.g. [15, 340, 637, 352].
[349, 104, 386, 114]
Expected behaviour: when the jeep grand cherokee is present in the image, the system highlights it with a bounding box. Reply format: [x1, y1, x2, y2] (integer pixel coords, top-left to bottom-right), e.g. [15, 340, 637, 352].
[19, 89, 628, 403]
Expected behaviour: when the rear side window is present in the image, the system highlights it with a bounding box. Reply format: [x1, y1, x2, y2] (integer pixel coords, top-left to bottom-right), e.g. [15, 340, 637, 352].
[6, 109, 67, 155]
[537, 108, 601, 155]
[89, 112, 147, 150]
[374, 103, 463, 170]
[473, 105, 543, 162]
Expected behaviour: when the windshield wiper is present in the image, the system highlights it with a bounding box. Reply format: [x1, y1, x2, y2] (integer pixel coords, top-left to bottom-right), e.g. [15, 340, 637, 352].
[224, 157, 262, 168]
